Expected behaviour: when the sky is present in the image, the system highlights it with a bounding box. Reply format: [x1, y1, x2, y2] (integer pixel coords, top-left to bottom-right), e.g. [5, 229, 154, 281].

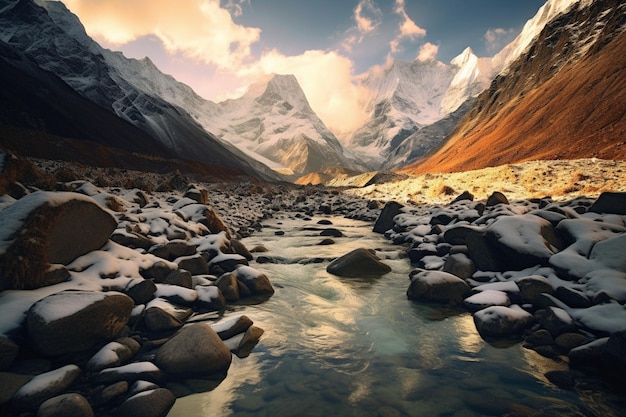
[60, 0, 546, 133]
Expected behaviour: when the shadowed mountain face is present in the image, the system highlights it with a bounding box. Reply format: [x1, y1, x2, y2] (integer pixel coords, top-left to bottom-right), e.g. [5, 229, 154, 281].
[402, 0, 626, 175]
[0, 0, 280, 181]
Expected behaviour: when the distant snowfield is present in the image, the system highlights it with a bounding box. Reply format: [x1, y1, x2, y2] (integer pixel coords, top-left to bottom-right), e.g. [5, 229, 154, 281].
[345, 159, 626, 204]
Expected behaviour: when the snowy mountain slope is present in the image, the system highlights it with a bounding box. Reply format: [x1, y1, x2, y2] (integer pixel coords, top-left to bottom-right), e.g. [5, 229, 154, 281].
[0, 0, 279, 180]
[344, 0, 585, 170]
[198, 74, 363, 176]
[344, 59, 458, 166]
[401, 0, 626, 175]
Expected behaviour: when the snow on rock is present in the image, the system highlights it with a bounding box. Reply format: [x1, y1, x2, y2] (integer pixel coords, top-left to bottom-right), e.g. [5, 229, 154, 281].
[464, 290, 511, 312]
[12, 364, 81, 412]
[0, 191, 117, 290]
[570, 302, 626, 334]
[26, 290, 134, 356]
[407, 270, 471, 304]
[473, 305, 534, 337]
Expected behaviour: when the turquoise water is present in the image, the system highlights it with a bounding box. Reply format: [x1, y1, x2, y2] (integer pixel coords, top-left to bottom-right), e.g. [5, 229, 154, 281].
[168, 215, 623, 417]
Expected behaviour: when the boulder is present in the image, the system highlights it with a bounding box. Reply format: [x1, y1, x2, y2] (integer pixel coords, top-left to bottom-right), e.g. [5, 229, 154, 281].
[12, 365, 81, 412]
[536, 307, 577, 337]
[443, 253, 476, 280]
[211, 315, 254, 340]
[0, 192, 117, 289]
[407, 270, 471, 304]
[215, 273, 240, 302]
[195, 285, 226, 312]
[234, 266, 274, 298]
[38, 393, 94, 417]
[481, 215, 563, 271]
[373, 201, 404, 234]
[486, 191, 509, 206]
[142, 307, 184, 333]
[0, 372, 32, 404]
[326, 248, 391, 278]
[463, 290, 511, 312]
[589, 234, 626, 272]
[588, 192, 626, 215]
[473, 305, 534, 337]
[155, 324, 232, 376]
[0, 336, 19, 371]
[95, 362, 163, 385]
[27, 290, 133, 356]
[125, 279, 157, 305]
[115, 388, 176, 417]
[515, 275, 554, 304]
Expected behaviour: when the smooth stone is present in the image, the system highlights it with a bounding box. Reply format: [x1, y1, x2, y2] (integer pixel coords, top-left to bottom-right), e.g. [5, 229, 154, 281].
[327, 248, 391, 278]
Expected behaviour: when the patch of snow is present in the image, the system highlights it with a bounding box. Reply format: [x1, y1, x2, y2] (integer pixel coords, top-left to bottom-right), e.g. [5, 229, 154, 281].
[570, 302, 626, 334]
[14, 365, 80, 397]
[30, 290, 108, 324]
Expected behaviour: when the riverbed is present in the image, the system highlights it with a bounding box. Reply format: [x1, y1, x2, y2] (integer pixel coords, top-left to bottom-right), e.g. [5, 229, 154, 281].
[168, 213, 622, 417]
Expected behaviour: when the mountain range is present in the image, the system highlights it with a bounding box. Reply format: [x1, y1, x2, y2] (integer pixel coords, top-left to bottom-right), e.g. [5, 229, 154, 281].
[0, 0, 624, 182]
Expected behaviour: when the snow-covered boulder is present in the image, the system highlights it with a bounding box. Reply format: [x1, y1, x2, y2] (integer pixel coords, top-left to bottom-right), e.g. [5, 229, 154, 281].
[326, 248, 392, 278]
[154, 324, 232, 376]
[479, 215, 563, 271]
[407, 270, 471, 304]
[473, 305, 534, 337]
[464, 290, 511, 312]
[234, 265, 275, 297]
[0, 191, 117, 289]
[12, 365, 81, 412]
[26, 290, 133, 356]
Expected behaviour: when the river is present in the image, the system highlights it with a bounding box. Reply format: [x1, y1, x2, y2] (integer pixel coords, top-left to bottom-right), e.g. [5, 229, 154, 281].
[168, 213, 622, 416]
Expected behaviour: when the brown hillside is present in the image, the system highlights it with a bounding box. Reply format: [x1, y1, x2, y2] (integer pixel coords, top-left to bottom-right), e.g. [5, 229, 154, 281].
[402, 19, 626, 175]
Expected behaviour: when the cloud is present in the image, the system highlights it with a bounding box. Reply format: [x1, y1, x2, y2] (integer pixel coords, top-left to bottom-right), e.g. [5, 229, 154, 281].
[61, 0, 260, 69]
[245, 50, 370, 134]
[61, 0, 370, 135]
[416, 42, 439, 62]
[343, 0, 382, 52]
[484, 27, 516, 54]
[390, 0, 426, 54]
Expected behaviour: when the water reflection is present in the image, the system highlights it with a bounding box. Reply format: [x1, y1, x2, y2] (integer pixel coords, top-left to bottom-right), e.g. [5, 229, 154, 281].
[168, 214, 622, 417]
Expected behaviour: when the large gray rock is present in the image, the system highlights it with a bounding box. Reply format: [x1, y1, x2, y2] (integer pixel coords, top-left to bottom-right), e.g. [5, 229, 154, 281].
[12, 365, 81, 412]
[327, 248, 391, 278]
[115, 388, 176, 417]
[472, 215, 563, 271]
[473, 305, 534, 337]
[38, 393, 94, 417]
[0, 192, 117, 289]
[407, 270, 471, 304]
[373, 201, 404, 233]
[589, 192, 626, 215]
[27, 290, 133, 356]
[155, 324, 232, 376]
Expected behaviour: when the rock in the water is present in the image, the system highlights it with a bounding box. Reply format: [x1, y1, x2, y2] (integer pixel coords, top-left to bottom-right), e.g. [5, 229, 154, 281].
[407, 270, 471, 304]
[326, 248, 391, 278]
[155, 324, 232, 376]
[234, 265, 274, 297]
[38, 393, 94, 417]
[473, 305, 534, 337]
[27, 290, 133, 356]
[12, 365, 81, 412]
[373, 201, 404, 233]
[0, 192, 117, 290]
[115, 388, 176, 417]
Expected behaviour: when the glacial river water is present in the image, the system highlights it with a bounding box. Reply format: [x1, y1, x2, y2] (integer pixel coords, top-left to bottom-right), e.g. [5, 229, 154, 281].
[168, 214, 623, 417]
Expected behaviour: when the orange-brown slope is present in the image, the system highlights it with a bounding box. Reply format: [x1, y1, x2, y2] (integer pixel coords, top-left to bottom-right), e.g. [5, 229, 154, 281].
[402, 19, 626, 175]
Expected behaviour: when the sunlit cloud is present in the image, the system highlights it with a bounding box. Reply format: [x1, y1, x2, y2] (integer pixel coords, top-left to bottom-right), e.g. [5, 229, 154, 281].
[245, 49, 370, 134]
[61, 0, 260, 69]
[389, 0, 426, 54]
[416, 42, 439, 62]
[60, 0, 371, 135]
[343, 0, 382, 52]
[484, 27, 516, 54]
